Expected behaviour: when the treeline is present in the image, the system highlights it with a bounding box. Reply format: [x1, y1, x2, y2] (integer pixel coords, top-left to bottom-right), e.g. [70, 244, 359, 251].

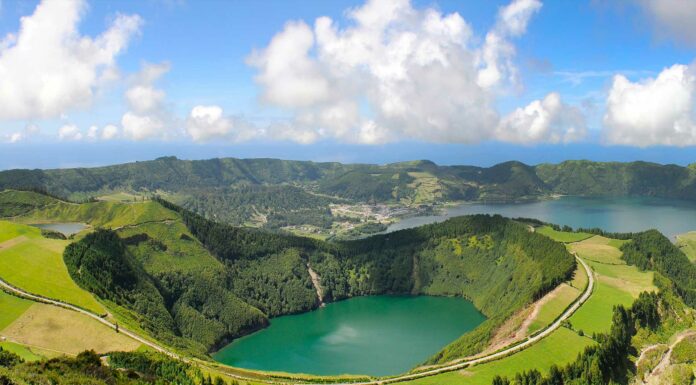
[493, 291, 660, 385]
[620, 230, 696, 307]
[0, 349, 236, 385]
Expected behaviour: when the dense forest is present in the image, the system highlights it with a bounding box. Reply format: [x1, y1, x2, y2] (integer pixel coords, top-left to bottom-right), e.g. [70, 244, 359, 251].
[2, 157, 696, 227]
[58, 195, 574, 362]
[0, 349, 234, 385]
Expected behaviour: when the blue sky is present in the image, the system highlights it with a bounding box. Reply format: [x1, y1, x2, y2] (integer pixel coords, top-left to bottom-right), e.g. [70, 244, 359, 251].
[0, 0, 695, 169]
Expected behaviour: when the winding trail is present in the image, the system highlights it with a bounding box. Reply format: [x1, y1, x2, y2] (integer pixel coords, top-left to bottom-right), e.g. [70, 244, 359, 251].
[0, 253, 593, 385]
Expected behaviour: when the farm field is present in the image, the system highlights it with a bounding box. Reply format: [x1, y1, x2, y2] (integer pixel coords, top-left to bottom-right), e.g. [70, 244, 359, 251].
[527, 283, 581, 333]
[568, 236, 656, 336]
[0, 303, 141, 356]
[537, 226, 593, 243]
[405, 327, 594, 385]
[0, 290, 32, 330]
[676, 231, 696, 262]
[0, 222, 105, 314]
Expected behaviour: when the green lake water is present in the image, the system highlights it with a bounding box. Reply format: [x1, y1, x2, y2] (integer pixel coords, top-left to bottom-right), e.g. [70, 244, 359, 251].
[213, 295, 485, 376]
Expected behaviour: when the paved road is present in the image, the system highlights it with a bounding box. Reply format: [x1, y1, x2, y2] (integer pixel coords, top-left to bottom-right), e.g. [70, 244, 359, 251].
[0, 253, 593, 385]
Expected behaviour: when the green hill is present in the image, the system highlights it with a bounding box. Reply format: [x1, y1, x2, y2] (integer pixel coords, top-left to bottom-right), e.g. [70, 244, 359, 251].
[2, 157, 696, 231]
[1, 190, 574, 362]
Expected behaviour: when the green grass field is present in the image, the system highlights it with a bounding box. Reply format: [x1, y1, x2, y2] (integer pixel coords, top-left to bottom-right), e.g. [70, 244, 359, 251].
[537, 226, 593, 243]
[0, 222, 105, 314]
[116, 221, 222, 275]
[676, 232, 696, 262]
[405, 328, 594, 385]
[528, 284, 581, 333]
[0, 220, 41, 243]
[569, 236, 625, 264]
[19, 200, 178, 229]
[567, 236, 655, 336]
[2, 302, 141, 356]
[0, 290, 33, 330]
[0, 341, 45, 361]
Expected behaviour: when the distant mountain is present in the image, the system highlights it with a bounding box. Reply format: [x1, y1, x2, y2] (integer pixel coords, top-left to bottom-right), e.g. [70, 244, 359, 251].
[1, 157, 695, 227]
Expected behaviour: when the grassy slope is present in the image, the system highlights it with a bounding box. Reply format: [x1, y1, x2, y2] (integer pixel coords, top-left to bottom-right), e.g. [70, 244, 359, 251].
[0, 221, 105, 314]
[0, 290, 32, 330]
[676, 231, 696, 262]
[1, 302, 141, 356]
[0, 341, 44, 361]
[18, 199, 178, 229]
[404, 233, 656, 385]
[568, 237, 656, 336]
[407, 328, 594, 385]
[537, 226, 592, 243]
[528, 283, 581, 333]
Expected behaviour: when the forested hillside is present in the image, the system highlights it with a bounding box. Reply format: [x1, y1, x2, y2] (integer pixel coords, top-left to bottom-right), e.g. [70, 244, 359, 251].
[1, 157, 696, 230]
[0, 190, 574, 361]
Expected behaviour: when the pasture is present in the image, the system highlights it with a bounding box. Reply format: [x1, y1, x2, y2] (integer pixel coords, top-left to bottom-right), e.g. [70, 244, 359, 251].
[0, 222, 105, 314]
[1, 303, 141, 356]
[536, 226, 592, 243]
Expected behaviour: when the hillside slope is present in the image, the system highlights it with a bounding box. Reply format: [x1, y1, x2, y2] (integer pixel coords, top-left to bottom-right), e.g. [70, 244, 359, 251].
[0, 190, 574, 362]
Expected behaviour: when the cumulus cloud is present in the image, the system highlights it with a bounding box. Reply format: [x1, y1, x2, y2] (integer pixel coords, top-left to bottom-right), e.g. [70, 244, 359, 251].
[86, 124, 120, 141]
[247, 0, 575, 145]
[58, 124, 83, 141]
[184, 105, 256, 142]
[603, 64, 696, 147]
[637, 0, 696, 46]
[496, 93, 586, 144]
[477, 0, 542, 89]
[0, 0, 142, 120]
[3, 124, 41, 143]
[121, 63, 175, 141]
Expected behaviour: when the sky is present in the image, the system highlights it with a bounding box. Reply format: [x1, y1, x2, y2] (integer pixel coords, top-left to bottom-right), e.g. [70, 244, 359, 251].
[0, 0, 695, 169]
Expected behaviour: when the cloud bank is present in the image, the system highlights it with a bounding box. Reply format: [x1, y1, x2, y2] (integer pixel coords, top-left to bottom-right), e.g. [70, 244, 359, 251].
[248, 0, 583, 145]
[0, 0, 142, 120]
[603, 64, 696, 147]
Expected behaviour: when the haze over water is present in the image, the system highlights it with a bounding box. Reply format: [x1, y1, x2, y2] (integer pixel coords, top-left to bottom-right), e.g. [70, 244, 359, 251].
[388, 196, 696, 240]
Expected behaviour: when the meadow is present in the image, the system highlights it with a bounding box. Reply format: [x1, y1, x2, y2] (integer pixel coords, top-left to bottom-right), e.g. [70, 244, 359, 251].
[537, 226, 592, 243]
[0, 222, 105, 314]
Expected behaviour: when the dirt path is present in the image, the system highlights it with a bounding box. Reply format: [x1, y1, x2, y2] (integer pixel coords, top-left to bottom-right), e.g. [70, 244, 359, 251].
[642, 330, 696, 385]
[307, 264, 325, 307]
[0, 235, 28, 251]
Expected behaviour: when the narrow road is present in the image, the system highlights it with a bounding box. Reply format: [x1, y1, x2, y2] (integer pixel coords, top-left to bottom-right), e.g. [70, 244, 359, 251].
[333, 253, 594, 385]
[0, 277, 178, 359]
[0, 253, 594, 385]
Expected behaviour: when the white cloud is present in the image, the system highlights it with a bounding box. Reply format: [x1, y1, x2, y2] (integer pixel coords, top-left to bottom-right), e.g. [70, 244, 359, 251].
[121, 62, 174, 140]
[477, 0, 542, 89]
[58, 124, 83, 141]
[637, 0, 696, 46]
[122, 112, 166, 141]
[603, 64, 696, 147]
[186, 105, 261, 142]
[0, 0, 142, 120]
[3, 124, 40, 143]
[247, 0, 574, 145]
[101, 124, 120, 140]
[496, 92, 586, 144]
[85, 124, 120, 140]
